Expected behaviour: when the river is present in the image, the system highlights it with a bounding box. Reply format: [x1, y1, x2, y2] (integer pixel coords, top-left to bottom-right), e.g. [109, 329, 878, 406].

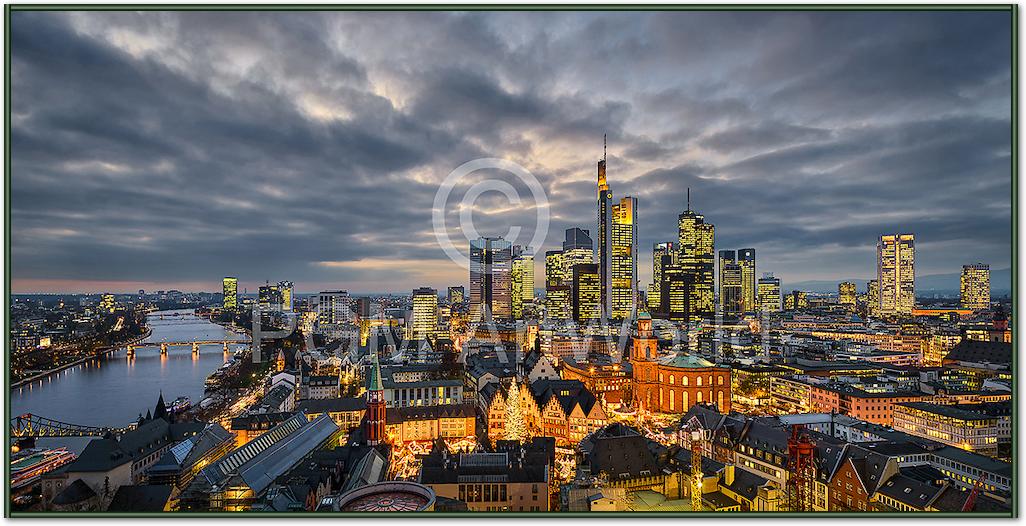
[10, 309, 249, 433]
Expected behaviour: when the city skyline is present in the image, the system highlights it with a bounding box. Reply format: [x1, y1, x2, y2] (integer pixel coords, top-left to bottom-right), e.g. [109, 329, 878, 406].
[11, 11, 1012, 294]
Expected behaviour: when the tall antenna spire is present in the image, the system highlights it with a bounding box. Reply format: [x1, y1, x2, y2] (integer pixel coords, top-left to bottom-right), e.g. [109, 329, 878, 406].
[687, 187, 691, 212]
[603, 133, 607, 163]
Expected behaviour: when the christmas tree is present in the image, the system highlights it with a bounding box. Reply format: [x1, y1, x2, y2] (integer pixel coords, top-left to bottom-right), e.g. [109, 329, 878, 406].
[504, 377, 525, 442]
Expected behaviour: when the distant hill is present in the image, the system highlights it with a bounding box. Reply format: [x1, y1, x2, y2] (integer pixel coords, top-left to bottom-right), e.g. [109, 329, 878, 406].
[785, 267, 1011, 295]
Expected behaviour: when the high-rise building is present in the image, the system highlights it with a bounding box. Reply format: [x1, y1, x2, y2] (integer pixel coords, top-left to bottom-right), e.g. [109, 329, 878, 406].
[278, 281, 294, 312]
[719, 250, 743, 316]
[838, 282, 857, 310]
[447, 286, 465, 305]
[99, 293, 115, 314]
[757, 273, 781, 313]
[866, 279, 879, 317]
[659, 260, 690, 322]
[648, 242, 674, 311]
[783, 290, 808, 311]
[511, 251, 535, 319]
[678, 190, 715, 323]
[411, 287, 438, 340]
[545, 250, 569, 321]
[738, 248, 756, 312]
[470, 237, 513, 320]
[258, 283, 282, 311]
[222, 277, 238, 310]
[960, 263, 990, 311]
[610, 197, 638, 319]
[563, 228, 592, 251]
[596, 141, 613, 319]
[877, 234, 915, 316]
[316, 290, 351, 326]
[571, 263, 601, 324]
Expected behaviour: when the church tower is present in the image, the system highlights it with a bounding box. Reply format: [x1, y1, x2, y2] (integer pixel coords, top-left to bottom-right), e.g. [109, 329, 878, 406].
[365, 352, 387, 446]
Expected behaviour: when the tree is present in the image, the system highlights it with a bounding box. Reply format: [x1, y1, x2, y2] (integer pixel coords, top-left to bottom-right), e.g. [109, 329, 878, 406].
[504, 378, 525, 442]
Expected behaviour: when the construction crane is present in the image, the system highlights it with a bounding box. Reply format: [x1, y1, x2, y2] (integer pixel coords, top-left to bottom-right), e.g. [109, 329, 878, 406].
[786, 424, 816, 512]
[682, 416, 705, 512]
[962, 473, 988, 512]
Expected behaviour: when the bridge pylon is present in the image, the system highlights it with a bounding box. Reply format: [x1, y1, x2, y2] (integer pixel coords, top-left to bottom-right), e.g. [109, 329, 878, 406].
[223, 342, 230, 353]
[160, 343, 168, 355]
[126, 345, 135, 357]
[192, 342, 200, 354]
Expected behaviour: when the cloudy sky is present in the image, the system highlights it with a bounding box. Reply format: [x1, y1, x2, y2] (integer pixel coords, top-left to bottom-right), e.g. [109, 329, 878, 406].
[11, 10, 1012, 294]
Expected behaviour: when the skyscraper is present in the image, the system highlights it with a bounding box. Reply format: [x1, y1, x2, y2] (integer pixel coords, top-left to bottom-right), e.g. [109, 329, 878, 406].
[571, 263, 601, 323]
[738, 248, 756, 312]
[610, 196, 638, 319]
[719, 250, 743, 316]
[678, 190, 715, 323]
[838, 281, 857, 310]
[960, 263, 990, 311]
[545, 250, 569, 321]
[470, 237, 513, 320]
[317, 290, 351, 326]
[757, 273, 781, 313]
[648, 242, 674, 312]
[99, 293, 115, 314]
[411, 287, 438, 340]
[258, 283, 281, 311]
[447, 286, 465, 305]
[278, 280, 294, 312]
[866, 279, 879, 317]
[511, 250, 535, 319]
[222, 277, 238, 310]
[784, 290, 807, 311]
[877, 234, 915, 316]
[659, 259, 690, 322]
[596, 138, 613, 318]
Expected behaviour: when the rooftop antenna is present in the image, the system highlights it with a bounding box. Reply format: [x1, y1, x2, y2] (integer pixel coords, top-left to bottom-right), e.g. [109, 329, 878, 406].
[603, 133, 607, 163]
[687, 187, 691, 212]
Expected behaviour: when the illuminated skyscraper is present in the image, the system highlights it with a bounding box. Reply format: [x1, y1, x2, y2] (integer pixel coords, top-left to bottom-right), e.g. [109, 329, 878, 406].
[99, 293, 115, 314]
[678, 189, 715, 322]
[411, 287, 438, 340]
[470, 237, 512, 320]
[571, 263, 601, 324]
[784, 290, 807, 311]
[222, 277, 238, 310]
[562, 228, 594, 279]
[719, 250, 743, 316]
[866, 279, 879, 317]
[877, 234, 915, 316]
[648, 242, 674, 311]
[737, 248, 756, 312]
[659, 260, 690, 322]
[610, 196, 638, 319]
[960, 263, 990, 311]
[757, 273, 781, 313]
[278, 280, 294, 312]
[447, 286, 465, 305]
[596, 137, 613, 317]
[838, 282, 857, 310]
[545, 250, 569, 321]
[258, 283, 281, 311]
[511, 250, 535, 320]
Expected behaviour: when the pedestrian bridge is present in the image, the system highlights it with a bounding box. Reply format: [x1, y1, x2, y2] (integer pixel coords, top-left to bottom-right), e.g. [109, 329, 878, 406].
[126, 339, 248, 356]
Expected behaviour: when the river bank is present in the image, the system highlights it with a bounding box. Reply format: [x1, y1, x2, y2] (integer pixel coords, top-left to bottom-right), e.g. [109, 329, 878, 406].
[11, 327, 153, 390]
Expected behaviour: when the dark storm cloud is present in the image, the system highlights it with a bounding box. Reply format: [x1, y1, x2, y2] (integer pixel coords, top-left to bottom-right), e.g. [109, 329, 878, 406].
[9, 10, 1012, 293]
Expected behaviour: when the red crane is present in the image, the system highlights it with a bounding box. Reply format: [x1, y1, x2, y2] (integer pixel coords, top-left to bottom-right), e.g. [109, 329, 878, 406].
[786, 424, 816, 512]
[961, 473, 987, 512]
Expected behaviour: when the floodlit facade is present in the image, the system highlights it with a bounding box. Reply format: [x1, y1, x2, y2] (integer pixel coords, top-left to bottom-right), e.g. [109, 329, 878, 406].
[222, 277, 238, 310]
[757, 274, 781, 313]
[838, 281, 856, 310]
[678, 193, 715, 322]
[648, 242, 674, 311]
[877, 234, 915, 316]
[411, 287, 439, 340]
[738, 248, 756, 312]
[610, 196, 638, 319]
[960, 263, 990, 311]
[572, 263, 601, 324]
